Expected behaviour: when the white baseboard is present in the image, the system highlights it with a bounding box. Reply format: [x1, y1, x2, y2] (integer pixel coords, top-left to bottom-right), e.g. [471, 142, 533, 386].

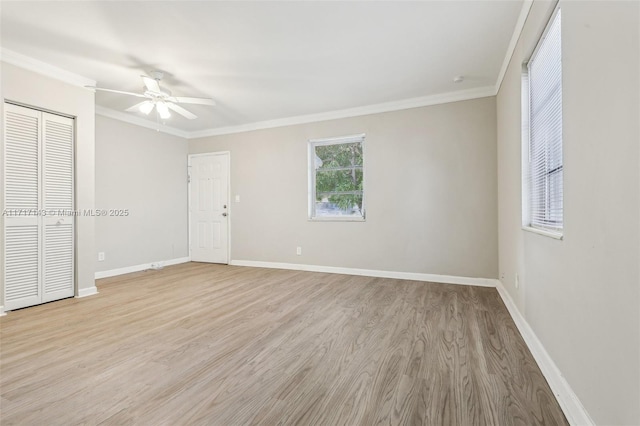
[0, 305, 5, 316]
[76, 286, 98, 298]
[95, 256, 191, 279]
[229, 260, 498, 287]
[495, 281, 594, 426]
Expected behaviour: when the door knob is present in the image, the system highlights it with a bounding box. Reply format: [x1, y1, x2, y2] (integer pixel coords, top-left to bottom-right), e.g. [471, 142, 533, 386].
[222, 212, 227, 217]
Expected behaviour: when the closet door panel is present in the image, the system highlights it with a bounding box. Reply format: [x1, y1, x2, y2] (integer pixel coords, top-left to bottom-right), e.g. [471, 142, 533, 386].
[4, 105, 42, 310]
[4, 105, 40, 211]
[5, 220, 40, 310]
[43, 115, 74, 211]
[42, 222, 74, 301]
[42, 113, 75, 301]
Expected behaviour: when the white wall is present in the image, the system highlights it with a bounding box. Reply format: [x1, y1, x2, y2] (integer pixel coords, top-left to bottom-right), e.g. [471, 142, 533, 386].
[497, 1, 640, 424]
[0, 62, 96, 304]
[190, 97, 498, 279]
[95, 115, 189, 273]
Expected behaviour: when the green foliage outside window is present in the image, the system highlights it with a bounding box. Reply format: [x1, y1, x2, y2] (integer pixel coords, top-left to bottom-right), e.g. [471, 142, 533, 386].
[314, 142, 363, 213]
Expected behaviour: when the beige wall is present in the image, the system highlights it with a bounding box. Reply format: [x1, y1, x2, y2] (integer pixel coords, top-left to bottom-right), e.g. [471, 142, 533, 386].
[497, 1, 640, 424]
[190, 97, 498, 279]
[0, 62, 96, 305]
[95, 115, 189, 272]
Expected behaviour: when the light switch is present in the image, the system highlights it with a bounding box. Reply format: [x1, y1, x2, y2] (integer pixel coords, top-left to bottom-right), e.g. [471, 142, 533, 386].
[235, 195, 240, 202]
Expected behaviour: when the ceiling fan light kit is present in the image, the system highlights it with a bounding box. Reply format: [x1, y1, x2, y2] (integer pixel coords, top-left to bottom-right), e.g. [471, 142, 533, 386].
[138, 101, 154, 115]
[155, 101, 171, 119]
[87, 71, 216, 121]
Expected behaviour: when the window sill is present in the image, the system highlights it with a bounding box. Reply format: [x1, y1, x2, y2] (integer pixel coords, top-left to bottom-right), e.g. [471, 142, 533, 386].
[309, 216, 365, 222]
[522, 226, 563, 240]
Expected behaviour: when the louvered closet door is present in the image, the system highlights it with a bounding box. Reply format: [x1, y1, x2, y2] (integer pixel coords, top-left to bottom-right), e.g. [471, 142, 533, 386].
[3, 104, 75, 311]
[42, 112, 74, 302]
[4, 104, 42, 310]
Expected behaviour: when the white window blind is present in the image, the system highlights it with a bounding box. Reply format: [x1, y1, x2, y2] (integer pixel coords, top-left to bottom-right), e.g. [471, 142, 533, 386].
[527, 9, 563, 233]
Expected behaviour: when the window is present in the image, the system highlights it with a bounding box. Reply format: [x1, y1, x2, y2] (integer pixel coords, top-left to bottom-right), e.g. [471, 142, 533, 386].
[308, 134, 365, 220]
[524, 8, 563, 236]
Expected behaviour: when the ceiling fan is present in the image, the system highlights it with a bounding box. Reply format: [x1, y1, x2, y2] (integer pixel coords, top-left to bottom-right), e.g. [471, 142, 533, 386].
[87, 71, 215, 120]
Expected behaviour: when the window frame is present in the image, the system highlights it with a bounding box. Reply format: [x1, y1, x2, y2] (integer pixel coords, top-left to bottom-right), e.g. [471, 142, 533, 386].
[522, 6, 563, 240]
[308, 133, 366, 222]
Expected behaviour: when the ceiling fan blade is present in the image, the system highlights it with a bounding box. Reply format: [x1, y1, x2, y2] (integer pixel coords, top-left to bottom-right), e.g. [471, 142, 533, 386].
[167, 103, 197, 120]
[87, 86, 147, 98]
[125, 101, 154, 113]
[173, 96, 216, 106]
[141, 76, 161, 93]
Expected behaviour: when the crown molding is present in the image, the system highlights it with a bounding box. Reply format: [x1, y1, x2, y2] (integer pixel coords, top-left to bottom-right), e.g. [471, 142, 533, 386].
[1, 49, 500, 140]
[1, 49, 187, 138]
[97, 85, 495, 140]
[1, 47, 507, 140]
[0, 48, 96, 88]
[495, 0, 533, 93]
[95, 106, 190, 139]
[189, 85, 496, 139]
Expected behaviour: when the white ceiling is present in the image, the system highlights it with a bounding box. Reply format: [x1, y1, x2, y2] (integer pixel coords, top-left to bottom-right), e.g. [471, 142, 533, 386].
[1, 1, 524, 134]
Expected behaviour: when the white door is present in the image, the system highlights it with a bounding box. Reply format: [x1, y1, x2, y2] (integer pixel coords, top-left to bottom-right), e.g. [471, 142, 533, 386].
[189, 153, 229, 263]
[42, 113, 75, 303]
[3, 104, 75, 311]
[4, 105, 41, 310]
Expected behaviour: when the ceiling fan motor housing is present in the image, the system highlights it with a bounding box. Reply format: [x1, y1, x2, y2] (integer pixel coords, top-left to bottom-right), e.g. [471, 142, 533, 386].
[149, 87, 172, 97]
[149, 70, 164, 81]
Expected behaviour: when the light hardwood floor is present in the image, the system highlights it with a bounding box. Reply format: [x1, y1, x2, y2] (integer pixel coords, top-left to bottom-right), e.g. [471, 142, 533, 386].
[1, 262, 567, 425]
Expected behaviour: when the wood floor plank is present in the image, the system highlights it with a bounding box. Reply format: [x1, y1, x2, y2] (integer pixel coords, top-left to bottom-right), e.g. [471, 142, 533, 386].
[0, 263, 567, 425]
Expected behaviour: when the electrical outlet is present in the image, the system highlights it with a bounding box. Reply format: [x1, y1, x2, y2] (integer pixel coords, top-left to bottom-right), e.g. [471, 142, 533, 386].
[500, 272, 505, 280]
[235, 195, 240, 202]
[515, 273, 519, 289]
[98, 252, 105, 262]
[296, 247, 302, 256]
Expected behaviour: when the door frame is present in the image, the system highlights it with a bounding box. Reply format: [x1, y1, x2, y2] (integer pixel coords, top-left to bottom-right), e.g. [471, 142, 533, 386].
[187, 152, 231, 264]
